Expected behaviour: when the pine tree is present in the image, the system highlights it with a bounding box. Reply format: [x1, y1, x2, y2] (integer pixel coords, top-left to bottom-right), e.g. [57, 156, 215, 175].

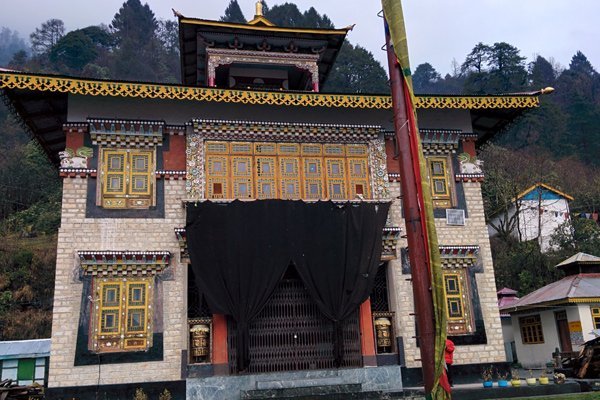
[220, 0, 247, 23]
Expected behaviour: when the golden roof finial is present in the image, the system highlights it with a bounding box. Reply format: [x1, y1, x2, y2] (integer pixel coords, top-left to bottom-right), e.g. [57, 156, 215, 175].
[255, 1, 264, 17]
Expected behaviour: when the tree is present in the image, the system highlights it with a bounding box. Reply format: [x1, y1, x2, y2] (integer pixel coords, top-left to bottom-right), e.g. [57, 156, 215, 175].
[461, 43, 491, 94]
[49, 26, 112, 72]
[324, 41, 389, 94]
[30, 19, 64, 55]
[529, 55, 556, 88]
[220, 0, 247, 23]
[486, 42, 527, 92]
[0, 28, 27, 67]
[265, 3, 304, 27]
[109, 0, 173, 82]
[461, 42, 490, 75]
[413, 63, 441, 93]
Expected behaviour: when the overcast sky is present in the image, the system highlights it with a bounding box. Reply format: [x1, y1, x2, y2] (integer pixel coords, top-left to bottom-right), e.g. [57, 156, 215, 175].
[1, 0, 598, 76]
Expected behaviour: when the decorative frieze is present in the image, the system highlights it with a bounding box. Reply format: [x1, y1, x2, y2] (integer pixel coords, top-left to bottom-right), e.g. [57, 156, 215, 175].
[0, 71, 542, 110]
[193, 119, 381, 143]
[78, 251, 170, 277]
[439, 245, 479, 268]
[88, 118, 164, 148]
[381, 226, 401, 261]
[156, 170, 187, 180]
[59, 168, 97, 178]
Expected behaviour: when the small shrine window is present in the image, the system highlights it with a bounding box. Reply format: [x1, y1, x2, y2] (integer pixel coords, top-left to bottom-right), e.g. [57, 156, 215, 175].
[442, 268, 473, 335]
[519, 315, 544, 344]
[591, 306, 600, 329]
[92, 277, 153, 353]
[427, 156, 453, 208]
[99, 149, 155, 209]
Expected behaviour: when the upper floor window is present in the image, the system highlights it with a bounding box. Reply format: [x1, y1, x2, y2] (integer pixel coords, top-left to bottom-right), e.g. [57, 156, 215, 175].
[592, 306, 600, 329]
[519, 315, 544, 344]
[99, 148, 155, 209]
[205, 141, 370, 200]
[427, 156, 453, 208]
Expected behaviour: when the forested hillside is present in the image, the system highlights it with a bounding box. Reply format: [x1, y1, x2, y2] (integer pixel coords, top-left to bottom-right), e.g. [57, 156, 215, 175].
[0, 0, 599, 338]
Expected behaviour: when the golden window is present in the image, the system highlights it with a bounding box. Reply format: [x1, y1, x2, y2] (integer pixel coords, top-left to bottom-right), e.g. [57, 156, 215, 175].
[519, 315, 544, 344]
[591, 307, 600, 329]
[442, 269, 472, 335]
[100, 149, 154, 209]
[204, 141, 370, 200]
[92, 277, 153, 353]
[427, 156, 453, 208]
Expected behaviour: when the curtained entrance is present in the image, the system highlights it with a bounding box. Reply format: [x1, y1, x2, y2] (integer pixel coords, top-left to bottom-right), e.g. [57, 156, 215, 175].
[227, 267, 362, 374]
[186, 200, 389, 372]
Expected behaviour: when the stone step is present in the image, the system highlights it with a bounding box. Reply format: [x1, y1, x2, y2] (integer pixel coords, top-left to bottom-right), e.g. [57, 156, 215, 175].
[242, 383, 389, 400]
[255, 376, 345, 390]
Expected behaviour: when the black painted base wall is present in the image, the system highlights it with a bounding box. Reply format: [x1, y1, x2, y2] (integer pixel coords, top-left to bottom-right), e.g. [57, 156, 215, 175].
[402, 361, 511, 386]
[46, 380, 185, 400]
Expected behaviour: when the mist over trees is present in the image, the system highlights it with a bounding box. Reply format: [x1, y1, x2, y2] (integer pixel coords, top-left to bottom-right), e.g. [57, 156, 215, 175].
[0, 0, 599, 336]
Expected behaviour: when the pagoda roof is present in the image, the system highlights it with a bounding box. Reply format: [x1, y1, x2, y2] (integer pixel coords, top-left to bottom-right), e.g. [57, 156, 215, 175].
[177, 16, 351, 87]
[0, 70, 543, 166]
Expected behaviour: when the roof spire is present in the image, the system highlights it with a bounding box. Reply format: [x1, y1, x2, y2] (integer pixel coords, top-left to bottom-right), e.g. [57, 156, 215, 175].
[255, 1, 263, 17]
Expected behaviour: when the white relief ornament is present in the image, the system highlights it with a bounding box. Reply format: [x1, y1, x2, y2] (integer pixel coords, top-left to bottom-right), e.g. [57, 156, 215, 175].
[458, 152, 484, 174]
[59, 146, 93, 168]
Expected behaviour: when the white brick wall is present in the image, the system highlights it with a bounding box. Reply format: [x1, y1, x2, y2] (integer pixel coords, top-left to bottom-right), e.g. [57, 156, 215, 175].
[388, 181, 505, 367]
[49, 178, 187, 387]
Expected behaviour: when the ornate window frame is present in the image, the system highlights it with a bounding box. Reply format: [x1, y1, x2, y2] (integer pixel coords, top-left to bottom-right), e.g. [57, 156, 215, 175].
[591, 306, 600, 329]
[78, 251, 169, 354]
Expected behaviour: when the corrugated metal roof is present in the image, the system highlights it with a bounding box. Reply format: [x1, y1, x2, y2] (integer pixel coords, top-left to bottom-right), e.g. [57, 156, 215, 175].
[556, 252, 600, 268]
[0, 339, 51, 360]
[500, 274, 600, 313]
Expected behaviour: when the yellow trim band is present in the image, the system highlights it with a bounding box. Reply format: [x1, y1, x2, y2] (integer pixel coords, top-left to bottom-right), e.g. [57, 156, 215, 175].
[179, 17, 348, 35]
[0, 72, 541, 110]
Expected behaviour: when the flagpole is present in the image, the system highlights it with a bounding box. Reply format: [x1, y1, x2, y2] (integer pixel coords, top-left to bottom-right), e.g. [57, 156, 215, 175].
[384, 22, 436, 394]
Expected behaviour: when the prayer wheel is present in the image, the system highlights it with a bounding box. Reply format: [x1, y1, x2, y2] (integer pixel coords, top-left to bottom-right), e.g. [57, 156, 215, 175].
[190, 324, 210, 359]
[374, 317, 392, 353]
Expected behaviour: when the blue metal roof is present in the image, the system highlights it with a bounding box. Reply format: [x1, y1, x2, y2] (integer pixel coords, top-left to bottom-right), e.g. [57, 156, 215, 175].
[0, 339, 51, 360]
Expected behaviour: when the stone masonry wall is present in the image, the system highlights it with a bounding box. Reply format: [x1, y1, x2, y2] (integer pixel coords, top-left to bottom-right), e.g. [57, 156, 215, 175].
[49, 177, 187, 387]
[387, 181, 505, 368]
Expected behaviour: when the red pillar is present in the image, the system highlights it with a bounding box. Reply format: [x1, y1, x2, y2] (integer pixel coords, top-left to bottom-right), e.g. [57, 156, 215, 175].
[212, 314, 229, 375]
[385, 27, 436, 393]
[359, 298, 377, 366]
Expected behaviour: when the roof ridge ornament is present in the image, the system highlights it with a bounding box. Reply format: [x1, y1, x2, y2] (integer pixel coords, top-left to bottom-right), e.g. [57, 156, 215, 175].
[256, 1, 263, 17]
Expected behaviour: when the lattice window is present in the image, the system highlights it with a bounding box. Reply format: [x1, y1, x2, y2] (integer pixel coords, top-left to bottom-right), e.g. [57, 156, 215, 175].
[92, 277, 153, 353]
[279, 157, 300, 199]
[591, 306, 600, 329]
[256, 157, 277, 199]
[370, 264, 389, 312]
[443, 269, 472, 335]
[303, 158, 324, 200]
[519, 315, 544, 344]
[204, 141, 370, 200]
[347, 158, 369, 198]
[100, 149, 155, 209]
[427, 156, 453, 208]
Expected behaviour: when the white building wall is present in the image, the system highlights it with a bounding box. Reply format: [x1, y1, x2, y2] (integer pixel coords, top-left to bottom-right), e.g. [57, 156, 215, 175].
[513, 310, 561, 368]
[389, 181, 505, 368]
[49, 178, 187, 388]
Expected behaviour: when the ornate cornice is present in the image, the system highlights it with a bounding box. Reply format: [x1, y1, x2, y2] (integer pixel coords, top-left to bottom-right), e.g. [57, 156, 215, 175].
[0, 72, 541, 110]
[193, 119, 381, 142]
[78, 251, 170, 277]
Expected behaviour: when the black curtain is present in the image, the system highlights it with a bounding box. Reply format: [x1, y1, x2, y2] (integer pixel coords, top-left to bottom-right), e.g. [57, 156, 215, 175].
[186, 200, 390, 371]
